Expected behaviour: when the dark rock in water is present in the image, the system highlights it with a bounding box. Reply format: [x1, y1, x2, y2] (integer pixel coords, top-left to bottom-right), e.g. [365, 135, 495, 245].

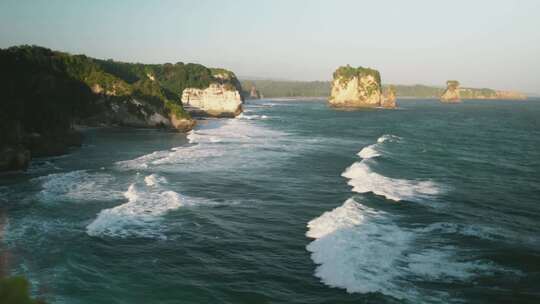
[0, 145, 30, 171]
[24, 130, 82, 157]
[170, 113, 197, 132]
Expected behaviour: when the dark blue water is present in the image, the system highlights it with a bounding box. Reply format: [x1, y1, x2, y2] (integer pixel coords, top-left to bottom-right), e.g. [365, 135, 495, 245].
[1, 99, 539, 303]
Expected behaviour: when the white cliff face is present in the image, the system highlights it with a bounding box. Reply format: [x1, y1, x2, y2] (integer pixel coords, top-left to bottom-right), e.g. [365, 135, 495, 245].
[181, 83, 243, 117]
[329, 75, 382, 107]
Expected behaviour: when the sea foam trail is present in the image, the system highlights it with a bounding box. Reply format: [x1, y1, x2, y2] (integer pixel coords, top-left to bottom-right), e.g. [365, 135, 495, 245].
[357, 134, 400, 159]
[236, 113, 269, 120]
[306, 199, 509, 302]
[35, 170, 122, 202]
[86, 174, 199, 239]
[116, 118, 291, 172]
[344, 134, 440, 202]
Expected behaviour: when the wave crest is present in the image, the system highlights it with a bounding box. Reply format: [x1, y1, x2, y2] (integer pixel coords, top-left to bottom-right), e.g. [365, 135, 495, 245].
[342, 162, 440, 202]
[86, 174, 199, 239]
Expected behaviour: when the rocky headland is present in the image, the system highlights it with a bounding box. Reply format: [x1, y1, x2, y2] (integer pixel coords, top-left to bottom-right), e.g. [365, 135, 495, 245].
[329, 65, 396, 109]
[0, 45, 242, 172]
[181, 69, 243, 117]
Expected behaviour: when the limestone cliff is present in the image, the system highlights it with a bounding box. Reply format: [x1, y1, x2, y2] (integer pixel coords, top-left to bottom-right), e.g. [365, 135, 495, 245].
[329, 65, 396, 109]
[440, 80, 461, 103]
[181, 70, 243, 117]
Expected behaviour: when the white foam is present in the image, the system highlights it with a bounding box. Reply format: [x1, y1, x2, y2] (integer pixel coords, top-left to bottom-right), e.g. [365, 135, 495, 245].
[236, 113, 269, 120]
[144, 173, 167, 186]
[116, 118, 293, 173]
[357, 145, 380, 159]
[187, 130, 221, 143]
[306, 199, 369, 239]
[356, 134, 400, 159]
[342, 161, 440, 202]
[35, 170, 122, 202]
[86, 174, 197, 239]
[306, 199, 510, 301]
[377, 134, 401, 143]
[306, 199, 413, 298]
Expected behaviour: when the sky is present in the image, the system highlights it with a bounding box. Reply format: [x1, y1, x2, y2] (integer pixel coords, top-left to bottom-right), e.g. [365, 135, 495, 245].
[1, 0, 539, 93]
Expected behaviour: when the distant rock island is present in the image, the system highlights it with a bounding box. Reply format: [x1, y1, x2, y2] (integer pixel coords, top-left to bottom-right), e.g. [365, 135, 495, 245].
[241, 79, 528, 100]
[439, 80, 527, 103]
[329, 65, 396, 109]
[382, 85, 397, 108]
[249, 85, 262, 99]
[440, 80, 462, 103]
[0, 45, 244, 172]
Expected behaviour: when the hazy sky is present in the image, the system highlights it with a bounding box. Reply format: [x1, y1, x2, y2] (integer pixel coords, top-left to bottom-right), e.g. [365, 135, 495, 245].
[1, 0, 539, 92]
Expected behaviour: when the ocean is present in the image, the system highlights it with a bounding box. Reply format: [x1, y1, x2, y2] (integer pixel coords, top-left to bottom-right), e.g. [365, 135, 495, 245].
[1, 99, 539, 303]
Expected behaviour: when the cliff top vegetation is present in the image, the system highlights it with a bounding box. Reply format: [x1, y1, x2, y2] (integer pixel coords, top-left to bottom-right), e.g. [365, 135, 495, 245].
[333, 65, 381, 86]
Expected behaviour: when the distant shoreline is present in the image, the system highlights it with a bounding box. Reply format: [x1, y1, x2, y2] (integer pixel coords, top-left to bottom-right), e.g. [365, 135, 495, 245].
[250, 96, 537, 101]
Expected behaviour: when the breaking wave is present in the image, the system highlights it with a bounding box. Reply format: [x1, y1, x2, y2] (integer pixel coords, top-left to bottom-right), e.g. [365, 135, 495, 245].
[35, 170, 122, 202]
[342, 162, 440, 202]
[305, 135, 503, 301]
[344, 135, 440, 202]
[86, 173, 201, 239]
[306, 199, 413, 298]
[236, 113, 269, 120]
[306, 199, 510, 302]
[116, 118, 292, 172]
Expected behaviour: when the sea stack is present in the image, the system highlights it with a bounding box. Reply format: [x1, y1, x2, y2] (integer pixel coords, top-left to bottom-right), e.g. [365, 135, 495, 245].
[381, 85, 397, 108]
[182, 70, 243, 117]
[440, 80, 461, 103]
[329, 65, 396, 109]
[249, 85, 261, 99]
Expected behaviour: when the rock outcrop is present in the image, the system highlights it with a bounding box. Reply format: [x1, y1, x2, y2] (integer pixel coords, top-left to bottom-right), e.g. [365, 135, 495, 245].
[0, 45, 223, 172]
[440, 80, 461, 103]
[182, 70, 243, 117]
[83, 95, 194, 132]
[249, 85, 261, 99]
[381, 86, 397, 108]
[0, 146, 30, 172]
[329, 65, 396, 109]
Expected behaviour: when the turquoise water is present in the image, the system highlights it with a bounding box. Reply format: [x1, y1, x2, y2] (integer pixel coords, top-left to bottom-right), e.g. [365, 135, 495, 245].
[1, 99, 539, 303]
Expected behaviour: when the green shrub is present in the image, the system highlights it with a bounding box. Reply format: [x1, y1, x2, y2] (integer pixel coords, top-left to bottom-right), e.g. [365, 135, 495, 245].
[333, 65, 381, 86]
[0, 276, 45, 304]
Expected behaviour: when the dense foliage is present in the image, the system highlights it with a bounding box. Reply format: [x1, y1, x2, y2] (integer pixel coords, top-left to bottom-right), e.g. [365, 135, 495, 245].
[447, 80, 460, 87]
[0, 276, 45, 304]
[0, 46, 96, 142]
[333, 65, 381, 86]
[1, 45, 243, 146]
